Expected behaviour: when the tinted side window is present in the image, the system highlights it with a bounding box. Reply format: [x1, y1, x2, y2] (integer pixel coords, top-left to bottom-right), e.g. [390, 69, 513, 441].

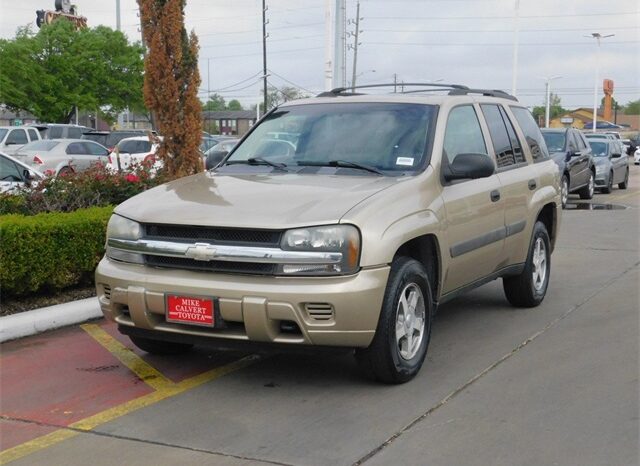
[511, 107, 549, 161]
[66, 142, 86, 155]
[83, 142, 109, 156]
[48, 127, 64, 139]
[567, 132, 578, 152]
[0, 155, 23, 180]
[499, 107, 525, 164]
[443, 105, 487, 164]
[577, 133, 589, 151]
[7, 130, 28, 145]
[68, 127, 83, 139]
[481, 104, 515, 168]
[27, 129, 39, 141]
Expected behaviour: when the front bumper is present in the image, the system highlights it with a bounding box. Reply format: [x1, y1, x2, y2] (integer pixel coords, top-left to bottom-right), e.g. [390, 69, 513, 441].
[95, 257, 389, 348]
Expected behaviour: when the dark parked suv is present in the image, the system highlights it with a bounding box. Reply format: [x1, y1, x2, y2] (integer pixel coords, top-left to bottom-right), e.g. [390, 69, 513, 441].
[541, 128, 595, 208]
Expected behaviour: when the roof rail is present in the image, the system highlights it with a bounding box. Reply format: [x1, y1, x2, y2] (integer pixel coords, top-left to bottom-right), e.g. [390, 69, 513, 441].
[316, 83, 518, 101]
[317, 82, 469, 97]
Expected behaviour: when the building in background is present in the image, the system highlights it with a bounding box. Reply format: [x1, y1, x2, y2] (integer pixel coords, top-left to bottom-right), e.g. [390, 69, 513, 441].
[203, 110, 256, 136]
[550, 108, 639, 132]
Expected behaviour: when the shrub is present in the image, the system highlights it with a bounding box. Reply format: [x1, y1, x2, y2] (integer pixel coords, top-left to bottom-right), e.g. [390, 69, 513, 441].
[0, 163, 167, 216]
[0, 206, 113, 297]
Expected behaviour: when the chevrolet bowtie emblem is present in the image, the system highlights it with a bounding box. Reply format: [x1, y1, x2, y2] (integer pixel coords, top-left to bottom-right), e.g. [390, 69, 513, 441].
[185, 243, 217, 261]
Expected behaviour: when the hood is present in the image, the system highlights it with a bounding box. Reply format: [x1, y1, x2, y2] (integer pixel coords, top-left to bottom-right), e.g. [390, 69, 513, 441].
[593, 157, 610, 167]
[115, 171, 402, 229]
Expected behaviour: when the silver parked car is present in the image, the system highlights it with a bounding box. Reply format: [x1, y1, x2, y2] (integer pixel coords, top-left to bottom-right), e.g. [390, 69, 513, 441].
[13, 139, 109, 176]
[0, 126, 42, 155]
[589, 139, 629, 193]
[0, 151, 43, 193]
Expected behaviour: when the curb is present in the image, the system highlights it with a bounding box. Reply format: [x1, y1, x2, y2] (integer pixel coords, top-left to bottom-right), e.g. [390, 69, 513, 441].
[0, 297, 102, 343]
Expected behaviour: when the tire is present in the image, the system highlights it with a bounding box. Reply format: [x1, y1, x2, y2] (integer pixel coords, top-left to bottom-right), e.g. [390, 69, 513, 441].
[619, 169, 629, 189]
[129, 335, 193, 355]
[560, 174, 569, 209]
[503, 221, 551, 308]
[578, 171, 594, 200]
[355, 257, 433, 384]
[601, 172, 613, 194]
[58, 166, 73, 177]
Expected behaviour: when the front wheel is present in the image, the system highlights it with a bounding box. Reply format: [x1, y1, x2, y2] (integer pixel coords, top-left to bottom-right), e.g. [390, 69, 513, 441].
[619, 169, 629, 189]
[129, 335, 193, 355]
[578, 172, 594, 200]
[355, 257, 433, 384]
[503, 221, 551, 308]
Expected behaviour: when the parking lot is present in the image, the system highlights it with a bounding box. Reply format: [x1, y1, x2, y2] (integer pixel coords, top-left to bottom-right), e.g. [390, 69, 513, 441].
[1, 165, 638, 466]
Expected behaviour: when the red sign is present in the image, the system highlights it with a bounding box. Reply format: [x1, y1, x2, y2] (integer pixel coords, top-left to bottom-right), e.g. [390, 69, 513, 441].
[166, 295, 214, 326]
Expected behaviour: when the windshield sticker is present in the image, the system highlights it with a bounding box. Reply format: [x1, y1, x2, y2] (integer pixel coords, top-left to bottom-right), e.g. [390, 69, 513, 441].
[396, 157, 415, 166]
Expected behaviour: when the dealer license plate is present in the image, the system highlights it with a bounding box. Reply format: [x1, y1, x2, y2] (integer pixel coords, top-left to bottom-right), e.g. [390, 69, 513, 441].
[166, 294, 215, 327]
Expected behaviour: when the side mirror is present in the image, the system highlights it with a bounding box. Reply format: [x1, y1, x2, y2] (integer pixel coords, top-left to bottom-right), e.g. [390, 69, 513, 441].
[22, 169, 33, 185]
[570, 150, 582, 157]
[443, 153, 495, 182]
[206, 150, 229, 170]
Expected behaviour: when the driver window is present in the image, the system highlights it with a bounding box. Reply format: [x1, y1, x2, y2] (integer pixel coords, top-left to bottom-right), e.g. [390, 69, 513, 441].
[443, 105, 488, 164]
[567, 132, 578, 152]
[0, 155, 23, 181]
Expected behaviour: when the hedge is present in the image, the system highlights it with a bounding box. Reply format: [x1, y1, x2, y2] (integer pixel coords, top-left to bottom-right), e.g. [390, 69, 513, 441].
[0, 206, 113, 297]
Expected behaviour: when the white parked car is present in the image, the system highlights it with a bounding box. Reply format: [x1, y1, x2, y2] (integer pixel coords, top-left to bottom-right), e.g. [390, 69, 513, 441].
[0, 126, 42, 155]
[634, 147, 640, 165]
[0, 151, 43, 193]
[106, 136, 161, 172]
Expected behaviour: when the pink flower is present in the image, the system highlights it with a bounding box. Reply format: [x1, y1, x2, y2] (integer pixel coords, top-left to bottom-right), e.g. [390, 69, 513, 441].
[126, 173, 140, 182]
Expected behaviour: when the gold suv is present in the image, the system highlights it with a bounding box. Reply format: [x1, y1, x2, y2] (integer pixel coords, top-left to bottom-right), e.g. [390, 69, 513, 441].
[96, 84, 562, 383]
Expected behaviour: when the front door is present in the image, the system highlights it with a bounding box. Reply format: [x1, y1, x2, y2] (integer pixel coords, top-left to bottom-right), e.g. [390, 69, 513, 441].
[440, 104, 504, 294]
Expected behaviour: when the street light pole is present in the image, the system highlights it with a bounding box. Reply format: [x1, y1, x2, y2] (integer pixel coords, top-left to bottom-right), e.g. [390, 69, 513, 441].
[542, 75, 562, 128]
[262, 0, 268, 116]
[511, 0, 520, 96]
[586, 32, 614, 133]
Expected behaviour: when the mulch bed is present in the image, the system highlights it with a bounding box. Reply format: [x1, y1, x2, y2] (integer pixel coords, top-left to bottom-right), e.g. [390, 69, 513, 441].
[1, 286, 97, 317]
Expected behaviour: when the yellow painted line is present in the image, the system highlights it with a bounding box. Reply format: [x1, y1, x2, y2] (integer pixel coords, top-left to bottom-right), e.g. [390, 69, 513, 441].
[0, 325, 260, 465]
[80, 324, 174, 391]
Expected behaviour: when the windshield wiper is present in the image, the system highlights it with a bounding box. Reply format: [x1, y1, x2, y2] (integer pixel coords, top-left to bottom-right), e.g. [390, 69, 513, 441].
[226, 157, 288, 171]
[296, 159, 384, 176]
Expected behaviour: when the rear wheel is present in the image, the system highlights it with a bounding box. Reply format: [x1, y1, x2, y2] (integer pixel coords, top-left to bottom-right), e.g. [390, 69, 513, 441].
[503, 221, 551, 308]
[129, 335, 193, 355]
[356, 257, 433, 384]
[578, 172, 594, 199]
[58, 166, 73, 177]
[601, 172, 613, 194]
[619, 169, 629, 189]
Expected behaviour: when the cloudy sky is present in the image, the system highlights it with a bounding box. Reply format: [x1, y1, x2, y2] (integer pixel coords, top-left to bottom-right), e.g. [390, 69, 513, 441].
[1, 0, 638, 110]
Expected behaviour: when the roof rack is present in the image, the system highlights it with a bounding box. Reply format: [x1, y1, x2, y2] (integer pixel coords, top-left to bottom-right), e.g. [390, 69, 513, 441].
[316, 83, 518, 101]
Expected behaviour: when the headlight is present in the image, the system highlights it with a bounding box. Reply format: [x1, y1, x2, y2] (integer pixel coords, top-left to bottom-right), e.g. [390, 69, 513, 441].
[278, 224, 360, 275]
[105, 214, 144, 264]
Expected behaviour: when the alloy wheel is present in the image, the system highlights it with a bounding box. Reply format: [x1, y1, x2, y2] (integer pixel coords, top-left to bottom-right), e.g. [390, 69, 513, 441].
[395, 283, 426, 360]
[532, 238, 547, 291]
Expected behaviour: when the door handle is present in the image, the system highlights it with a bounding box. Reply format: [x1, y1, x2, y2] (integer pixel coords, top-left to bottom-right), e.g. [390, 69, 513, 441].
[528, 179, 537, 190]
[490, 190, 501, 202]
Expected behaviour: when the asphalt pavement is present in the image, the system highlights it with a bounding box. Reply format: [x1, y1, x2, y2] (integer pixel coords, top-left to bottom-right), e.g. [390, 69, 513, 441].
[1, 162, 639, 466]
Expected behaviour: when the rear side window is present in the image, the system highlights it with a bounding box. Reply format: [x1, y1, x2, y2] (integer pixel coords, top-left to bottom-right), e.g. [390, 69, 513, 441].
[511, 107, 549, 161]
[576, 132, 589, 151]
[118, 140, 152, 154]
[48, 126, 64, 139]
[27, 129, 39, 141]
[68, 127, 84, 139]
[480, 104, 525, 168]
[84, 142, 109, 156]
[443, 105, 487, 164]
[567, 132, 578, 152]
[66, 142, 86, 155]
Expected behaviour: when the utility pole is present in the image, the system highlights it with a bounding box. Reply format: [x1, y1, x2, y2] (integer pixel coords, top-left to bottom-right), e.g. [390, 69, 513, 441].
[324, 0, 333, 90]
[207, 58, 211, 103]
[262, 0, 269, 115]
[333, 0, 346, 88]
[511, 0, 520, 96]
[393, 73, 397, 93]
[586, 32, 614, 132]
[116, 0, 121, 31]
[349, 1, 362, 92]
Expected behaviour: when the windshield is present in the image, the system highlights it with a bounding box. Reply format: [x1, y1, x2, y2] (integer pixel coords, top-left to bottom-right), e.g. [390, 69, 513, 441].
[541, 132, 566, 152]
[590, 141, 608, 157]
[0, 129, 7, 141]
[118, 140, 152, 154]
[21, 140, 59, 151]
[226, 103, 436, 174]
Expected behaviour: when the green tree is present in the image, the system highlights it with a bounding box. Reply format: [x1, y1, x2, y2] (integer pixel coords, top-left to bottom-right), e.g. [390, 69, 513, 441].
[531, 92, 565, 125]
[0, 21, 144, 123]
[203, 93, 226, 111]
[624, 99, 640, 115]
[226, 99, 243, 111]
[260, 85, 309, 112]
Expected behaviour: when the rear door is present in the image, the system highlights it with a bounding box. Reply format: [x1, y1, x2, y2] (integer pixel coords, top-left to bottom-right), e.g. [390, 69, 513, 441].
[568, 131, 590, 187]
[440, 104, 504, 294]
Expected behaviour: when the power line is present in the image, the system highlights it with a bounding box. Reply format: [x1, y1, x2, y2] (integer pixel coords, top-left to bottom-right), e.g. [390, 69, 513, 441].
[200, 46, 323, 60]
[365, 40, 638, 47]
[199, 34, 324, 49]
[267, 69, 316, 93]
[366, 26, 640, 34]
[365, 11, 637, 20]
